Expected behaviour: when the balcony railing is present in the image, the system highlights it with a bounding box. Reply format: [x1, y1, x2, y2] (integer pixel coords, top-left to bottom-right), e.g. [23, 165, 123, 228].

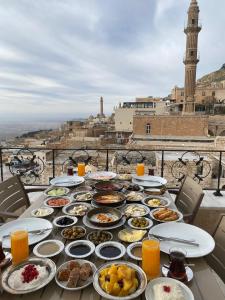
[0, 147, 224, 197]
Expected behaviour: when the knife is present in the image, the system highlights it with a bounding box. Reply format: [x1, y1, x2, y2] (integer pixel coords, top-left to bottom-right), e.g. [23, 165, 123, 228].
[2, 228, 52, 239]
[150, 234, 199, 246]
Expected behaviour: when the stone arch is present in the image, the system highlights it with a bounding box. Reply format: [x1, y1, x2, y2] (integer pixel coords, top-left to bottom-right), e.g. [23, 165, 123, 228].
[208, 129, 215, 137]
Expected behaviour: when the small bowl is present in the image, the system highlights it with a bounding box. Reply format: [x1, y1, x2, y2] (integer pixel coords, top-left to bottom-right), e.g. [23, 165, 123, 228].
[61, 226, 86, 240]
[125, 191, 145, 202]
[65, 240, 95, 259]
[150, 208, 183, 223]
[87, 231, 113, 246]
[95, 241, 126, 261]
[44, 186, 70, 197]
[53, 215, 78, 228]
[62, 202, 92, 217]
[33, 239, 64, 258]
[127, 242, 142, 261]
[44, 196, 71, 208]
[142, 196, 171, 208]
[31, 207, 54, 218]
[128, 217, 153, 230]
[87, 207, 123, 227]
[71, 191, 94, 202]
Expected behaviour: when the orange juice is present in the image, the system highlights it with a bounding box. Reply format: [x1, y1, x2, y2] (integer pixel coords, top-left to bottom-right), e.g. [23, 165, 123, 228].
[11, 230, 29, 265]
[142, 239, 160, 280]
[136, 163, 145, 176]
[78, 162, 85, 176]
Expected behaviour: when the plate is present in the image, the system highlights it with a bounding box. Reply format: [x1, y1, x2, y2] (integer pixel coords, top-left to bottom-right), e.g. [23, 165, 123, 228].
[150, 208, 183, 223]
[95, 241, 126, 261]
[162, 266, 193, 282]
[55, 259, 97, 291]
[0, 218, 53, 248]
[53, 215, 78, 228]
[93, 191, 125, 207]
[142, 196, 171, 208]
[145, 277, 194, 300]
[1, 258, 56, 294]
[65, 240, 95, 258]
[83, 215, 126, 230]
[88, 171, 117, 181]
[33, 239, 64, 258]
[44, 196, 71, 208]
[31, 207, 54, 218]
[118, 229, 147, 243]
[126, 242, 142, 261]
[117, 174, 132, 181]
[124, 204, 150, 218]
[44, 186, 70, 197]
[149, 222, 215, 258]
[62, 202, 92, 217]
[50, 175, 84, 187]
[132, 175, 167, 188]
[71, 191, 94, 202]
[128, 217, 153, 230]
[93, 261, 147, 300]
[125, 192, 145, 202]
[91, 200, 126, 209]
[94, 181, 123, 192]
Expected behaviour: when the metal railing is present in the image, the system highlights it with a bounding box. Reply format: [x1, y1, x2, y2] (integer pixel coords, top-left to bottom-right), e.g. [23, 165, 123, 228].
[0, 146, 224, 197]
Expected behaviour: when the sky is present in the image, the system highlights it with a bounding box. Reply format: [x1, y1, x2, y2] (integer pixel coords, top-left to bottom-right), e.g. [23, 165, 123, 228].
[0, 0, 224, 122]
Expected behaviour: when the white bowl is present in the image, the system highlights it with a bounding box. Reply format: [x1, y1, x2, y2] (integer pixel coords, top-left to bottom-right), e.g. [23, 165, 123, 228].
[142, 196, 171, 208]
[65, 240, 95, 258]
[33, 239, 64, 258]
[128, 217, 153, 230]
[126, 242, 142, 261]
[44, 196, 71, 208]
[95, 241, 126, 261]
[53, 215, 78, 228]
[31, 207, 54, 218]
[44, 186, 70, 197]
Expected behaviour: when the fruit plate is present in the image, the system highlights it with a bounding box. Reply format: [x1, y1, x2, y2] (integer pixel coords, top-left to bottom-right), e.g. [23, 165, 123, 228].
[145, 277, 194, 300]
[1, 258, 56, 294]
[93, 261, 147, 300]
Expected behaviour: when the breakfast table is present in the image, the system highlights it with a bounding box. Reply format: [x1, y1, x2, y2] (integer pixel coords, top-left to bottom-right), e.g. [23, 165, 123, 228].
[1, 179, 225, 300]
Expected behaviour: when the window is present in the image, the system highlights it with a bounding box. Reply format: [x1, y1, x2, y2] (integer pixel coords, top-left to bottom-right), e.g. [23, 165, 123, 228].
[212, 91, 216, 97]
[202, 91, 206, 96]
[190, 50, 194, 56]
[181, 92, 184, 96]
[146, 123, 151, 135]
[192, 19, 195, 25]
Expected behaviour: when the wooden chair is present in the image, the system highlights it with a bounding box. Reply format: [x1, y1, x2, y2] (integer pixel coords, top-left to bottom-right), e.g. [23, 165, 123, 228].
[0, 175, 45, 223]
[206, 214, 225, 284]
[174, 175, 204, 224]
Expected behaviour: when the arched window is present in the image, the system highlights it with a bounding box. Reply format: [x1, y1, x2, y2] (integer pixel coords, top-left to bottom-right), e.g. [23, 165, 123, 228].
[146, 123, 151, 135]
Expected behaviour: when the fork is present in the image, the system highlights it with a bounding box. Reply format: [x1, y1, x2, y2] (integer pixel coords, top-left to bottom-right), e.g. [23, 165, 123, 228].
[2, 228, 52, 240]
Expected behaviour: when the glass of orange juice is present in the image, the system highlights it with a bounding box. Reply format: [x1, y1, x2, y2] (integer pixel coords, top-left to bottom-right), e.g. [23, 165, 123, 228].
[11, 230, 29, 265]
[136, 163, 145, 176]
[142, 238, 160, 280]
[77, 162, 85, 176]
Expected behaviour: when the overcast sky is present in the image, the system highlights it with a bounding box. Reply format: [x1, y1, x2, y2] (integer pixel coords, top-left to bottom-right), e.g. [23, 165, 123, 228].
[0, 0, 224, 121]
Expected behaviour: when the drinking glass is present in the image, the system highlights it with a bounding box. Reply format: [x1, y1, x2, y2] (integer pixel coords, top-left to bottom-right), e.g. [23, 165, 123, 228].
[168, 247, 187, 282]
[136, 163, 145, 176]
[78, 162, 85, 176]
[142, 237, 160, 280]
[11, 230, 29, 265]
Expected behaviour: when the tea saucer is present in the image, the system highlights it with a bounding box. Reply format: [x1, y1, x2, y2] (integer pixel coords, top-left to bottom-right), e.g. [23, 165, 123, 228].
[162, 266, 193, 282]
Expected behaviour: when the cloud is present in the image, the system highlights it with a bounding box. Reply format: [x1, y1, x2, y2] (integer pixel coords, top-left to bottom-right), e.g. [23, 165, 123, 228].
[0, 0, 224, 121]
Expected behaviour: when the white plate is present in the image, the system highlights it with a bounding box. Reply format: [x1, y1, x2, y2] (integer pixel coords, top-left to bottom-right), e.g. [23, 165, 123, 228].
[83, 215, 126, 230]
[132, 175, 167, 188]
[50, 175, 84, 187]
[44, 196, 71, 208]
[95, 241, 126, 261]
[53, 215, 78, 228]
[87, 171, 117, 181]
[145, 277, 194, 300]
[65, 240, 95, 258]
[0, 218, 53, 248]
[162, 266, 193, 282]
[149, 222, 215, 258]
[31, 207, 54, 218]
[142, 196, 171, 208]
[62, 202, 92, 217]
[128, 217, 153, 230]
[55, 259, 97, 291]
[126, 242, 142, 261]
[33, 239, 64, 258]
[150, 208, 183, 223]
[124, 204, 150, 218]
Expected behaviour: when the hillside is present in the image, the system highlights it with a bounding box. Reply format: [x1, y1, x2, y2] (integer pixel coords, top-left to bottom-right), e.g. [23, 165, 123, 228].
[197, 64, 225, 86]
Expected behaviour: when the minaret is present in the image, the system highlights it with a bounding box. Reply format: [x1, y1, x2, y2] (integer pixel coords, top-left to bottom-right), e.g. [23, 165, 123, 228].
[183, 0, 201, 114]
[100, 96, 104, 116]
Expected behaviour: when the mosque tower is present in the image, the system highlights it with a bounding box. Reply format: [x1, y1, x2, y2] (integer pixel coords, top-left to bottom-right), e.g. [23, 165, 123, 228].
[183, 0, 201, 114]
[100, 96, 104, 116]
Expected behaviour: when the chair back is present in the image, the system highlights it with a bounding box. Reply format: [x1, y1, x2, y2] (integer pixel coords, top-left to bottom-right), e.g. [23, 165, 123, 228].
[206, 214, 225, 283]
[175, 176, 204, 223]
[0, 175, 30, 221]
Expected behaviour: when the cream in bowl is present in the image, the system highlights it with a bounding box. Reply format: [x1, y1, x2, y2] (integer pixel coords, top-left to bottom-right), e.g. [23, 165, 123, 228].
[31, 207, 54, 218]
[33, 240, 64, 258]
